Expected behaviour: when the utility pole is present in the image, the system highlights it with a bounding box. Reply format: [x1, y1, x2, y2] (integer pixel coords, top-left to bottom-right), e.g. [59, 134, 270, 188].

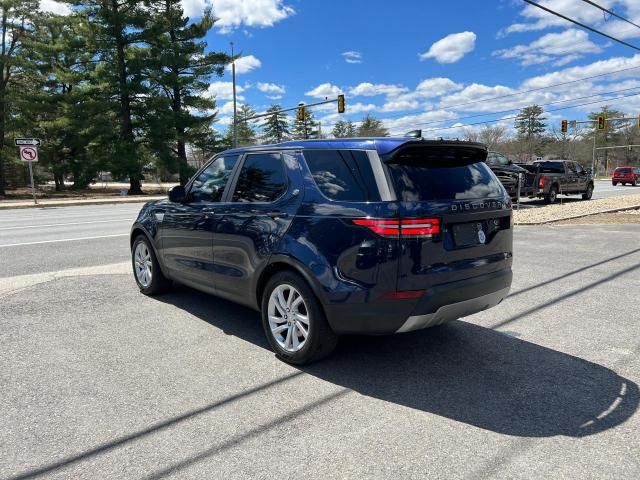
[230, 42, 238, 148]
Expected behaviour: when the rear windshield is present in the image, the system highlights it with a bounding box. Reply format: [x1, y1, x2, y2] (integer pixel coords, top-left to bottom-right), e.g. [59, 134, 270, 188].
[536, 161, 565, 174]
[386, 152, 504, 201]
[616, 168, 632, 174]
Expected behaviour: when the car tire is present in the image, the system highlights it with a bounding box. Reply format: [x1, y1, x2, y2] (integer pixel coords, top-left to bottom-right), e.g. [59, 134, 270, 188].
[632, 180, 637, 187]
[261, 271, 338, 365]
[582, 183, 593, 200]
[613, 182, 618, 186]
[544, 185, 558, 204]
[132, 234, 171, 295]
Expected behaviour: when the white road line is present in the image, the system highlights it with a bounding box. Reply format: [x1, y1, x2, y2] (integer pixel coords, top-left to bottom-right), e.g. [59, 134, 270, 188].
[0, 233, 129, 248]
[0, 218, 132, 231]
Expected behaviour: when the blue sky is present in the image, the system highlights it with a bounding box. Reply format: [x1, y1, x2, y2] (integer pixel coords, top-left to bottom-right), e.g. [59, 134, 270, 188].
[42, 0, 640, 136]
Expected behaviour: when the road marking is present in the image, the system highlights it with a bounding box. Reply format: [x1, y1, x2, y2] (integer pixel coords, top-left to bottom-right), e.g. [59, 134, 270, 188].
[0, 261, 131, 297]
[0, 233, 129, 248]
[0, 218, 132, 231]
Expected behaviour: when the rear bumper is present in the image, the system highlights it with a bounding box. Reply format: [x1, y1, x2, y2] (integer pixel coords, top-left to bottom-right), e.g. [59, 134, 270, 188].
[323, 268, 512, 335]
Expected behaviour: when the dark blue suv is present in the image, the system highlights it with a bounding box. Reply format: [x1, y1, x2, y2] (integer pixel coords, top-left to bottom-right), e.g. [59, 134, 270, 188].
[130, 138, 513, 364]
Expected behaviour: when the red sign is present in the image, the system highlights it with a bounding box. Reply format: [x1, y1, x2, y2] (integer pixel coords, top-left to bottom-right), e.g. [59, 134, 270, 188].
[19, 146, 38, 162]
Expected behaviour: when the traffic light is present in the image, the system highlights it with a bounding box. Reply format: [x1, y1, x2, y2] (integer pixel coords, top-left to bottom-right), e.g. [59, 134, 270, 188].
[337, 94, 345, 114]
[297, 103, 305, 122]
[561, 119, 568, 133]
[597, 114, 606, 130]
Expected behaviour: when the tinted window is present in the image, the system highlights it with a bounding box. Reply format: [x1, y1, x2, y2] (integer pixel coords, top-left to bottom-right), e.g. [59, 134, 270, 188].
[190, 155, 238, 203]
[304, 149, 381, 201]
[387, 155, 504, 201]
[575, 163, 585, 174]
[616, 168, 632, 174]
[536, 161, 565, 174]
[232, 153, 287, 202]
[567, 163, 578, 174]
[486, 152, 509, 166]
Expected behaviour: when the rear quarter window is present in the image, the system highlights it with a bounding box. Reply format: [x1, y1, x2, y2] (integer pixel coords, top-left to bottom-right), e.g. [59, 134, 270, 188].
[303, 149, 381, 202]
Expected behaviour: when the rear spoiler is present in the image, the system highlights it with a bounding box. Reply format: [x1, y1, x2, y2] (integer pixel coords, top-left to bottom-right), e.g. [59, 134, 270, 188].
[380, 140, 488, 164]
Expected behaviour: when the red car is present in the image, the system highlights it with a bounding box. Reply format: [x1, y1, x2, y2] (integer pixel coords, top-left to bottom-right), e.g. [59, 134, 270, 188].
[612, 166, 640, 186]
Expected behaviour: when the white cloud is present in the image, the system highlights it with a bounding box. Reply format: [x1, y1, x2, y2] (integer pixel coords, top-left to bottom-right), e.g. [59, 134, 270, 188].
[207, 81, 245, 101]
[226, 55, 262, 75]
[257, 82, 285, 95]
[342, 51, 363, 64]
[500, 0, 640, 38]
[420, 31, 477, 64]
[415, 77, 463, 97]
[305, 83, 343, 98]
[266, 95, 283, 100]
[39, 0, 71, 14]
[349, 82, 409, 97]
[210, 0, 295, 33]
[381, 98, 421, 112]
[381, 110, 459, 135]
[494, 29, 601, 66]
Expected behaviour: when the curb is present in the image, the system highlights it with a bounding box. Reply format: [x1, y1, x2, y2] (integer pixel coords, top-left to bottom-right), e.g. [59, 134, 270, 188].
[515, 204, 640, 225]
[0, 196, 166, 210]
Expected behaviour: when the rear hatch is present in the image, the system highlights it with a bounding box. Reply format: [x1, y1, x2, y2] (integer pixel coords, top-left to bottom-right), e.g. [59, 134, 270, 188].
[382, 141, 512, 292]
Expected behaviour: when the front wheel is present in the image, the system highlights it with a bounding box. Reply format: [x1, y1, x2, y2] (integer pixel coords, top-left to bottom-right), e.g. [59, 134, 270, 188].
[613, 182, 618, 186]
[261, 272, 338, 365]
[582, 183, 594, 200]
[132, 235, 171, 295]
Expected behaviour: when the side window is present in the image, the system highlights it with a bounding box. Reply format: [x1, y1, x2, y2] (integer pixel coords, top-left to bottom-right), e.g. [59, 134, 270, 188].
[232, 153, 288, 203]
[575, 163, 585, 174]
[567, 162, 577, 174]
[189, 155, 238, 203]
[303, 149, 381, 202]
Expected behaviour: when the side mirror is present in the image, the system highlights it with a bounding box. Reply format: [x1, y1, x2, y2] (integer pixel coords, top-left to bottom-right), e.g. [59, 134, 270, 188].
[585, 168, 592, 175]
[168, 185, 186, 203]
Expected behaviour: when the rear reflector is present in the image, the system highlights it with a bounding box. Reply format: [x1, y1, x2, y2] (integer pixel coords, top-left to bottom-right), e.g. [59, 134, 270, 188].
[352, 218, 440, 238]
[382, 290, 425, 300]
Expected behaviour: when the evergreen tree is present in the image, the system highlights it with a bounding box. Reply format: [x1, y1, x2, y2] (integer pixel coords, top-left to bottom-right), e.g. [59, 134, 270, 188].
[514, 105, 548, 159]
[292, 107, 318, 139]
[332, 120, 356, 138]
[225, 104, 257, 146]
[357, 114, 388, 137]
[0, 1, 38, 195]
[77, 0, 150, 194]
[144, 2, 230, 184]
[262, 104, 290, 143]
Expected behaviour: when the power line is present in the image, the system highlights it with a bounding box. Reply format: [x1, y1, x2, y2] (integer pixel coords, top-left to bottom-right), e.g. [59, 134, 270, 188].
[410, 85, 640, 129]
[522, 0, 640, 52]
[362, 63, 640, 123]
[578, 0, 640, 32]
[396, 90, 640, 134]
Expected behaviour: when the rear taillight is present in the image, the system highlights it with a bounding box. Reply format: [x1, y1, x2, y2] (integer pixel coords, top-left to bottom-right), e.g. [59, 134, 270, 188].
[352, 218, 440, 238]
[539, 176, 546, 188]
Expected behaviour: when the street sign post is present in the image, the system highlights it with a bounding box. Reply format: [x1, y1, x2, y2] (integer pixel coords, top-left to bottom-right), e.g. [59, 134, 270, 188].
[18, 146, 38, 205]
[15, 138, 42, 147]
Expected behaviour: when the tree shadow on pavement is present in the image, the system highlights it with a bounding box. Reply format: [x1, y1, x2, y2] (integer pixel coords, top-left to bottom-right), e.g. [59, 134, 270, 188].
[157, 285, 639, 439]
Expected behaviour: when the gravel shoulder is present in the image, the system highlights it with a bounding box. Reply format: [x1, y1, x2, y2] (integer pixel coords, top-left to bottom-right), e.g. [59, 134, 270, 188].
[514, 194, 640, 225]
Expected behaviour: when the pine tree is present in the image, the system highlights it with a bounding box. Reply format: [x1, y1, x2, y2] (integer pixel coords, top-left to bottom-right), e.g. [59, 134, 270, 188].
[144, 2, 230, 184]
[225, 104, 257, 146]
[332, 120, 356, 138]
[292, 108, 318, 139]
[78, 0, 150, 194]
[0, 1, 39, 195]
[357, 114, 389, 137]
[514, 105, 547, 158]
[262, 104, 290, 143]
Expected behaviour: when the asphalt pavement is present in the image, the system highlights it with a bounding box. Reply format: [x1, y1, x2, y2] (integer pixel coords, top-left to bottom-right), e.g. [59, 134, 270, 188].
[1, 203, 639, 479]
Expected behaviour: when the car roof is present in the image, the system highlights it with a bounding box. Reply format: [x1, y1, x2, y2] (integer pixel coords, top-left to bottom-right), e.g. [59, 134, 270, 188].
[221, 137, 483, 157]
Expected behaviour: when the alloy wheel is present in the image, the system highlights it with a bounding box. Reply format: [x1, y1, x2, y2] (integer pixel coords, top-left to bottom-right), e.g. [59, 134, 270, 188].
[134, 242, 153, 288]
[267, 284, 309, 352]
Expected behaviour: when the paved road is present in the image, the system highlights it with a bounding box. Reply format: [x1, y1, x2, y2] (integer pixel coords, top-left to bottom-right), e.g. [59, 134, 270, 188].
[1, 204, 639, 479]
[517, 179, 639, 207]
